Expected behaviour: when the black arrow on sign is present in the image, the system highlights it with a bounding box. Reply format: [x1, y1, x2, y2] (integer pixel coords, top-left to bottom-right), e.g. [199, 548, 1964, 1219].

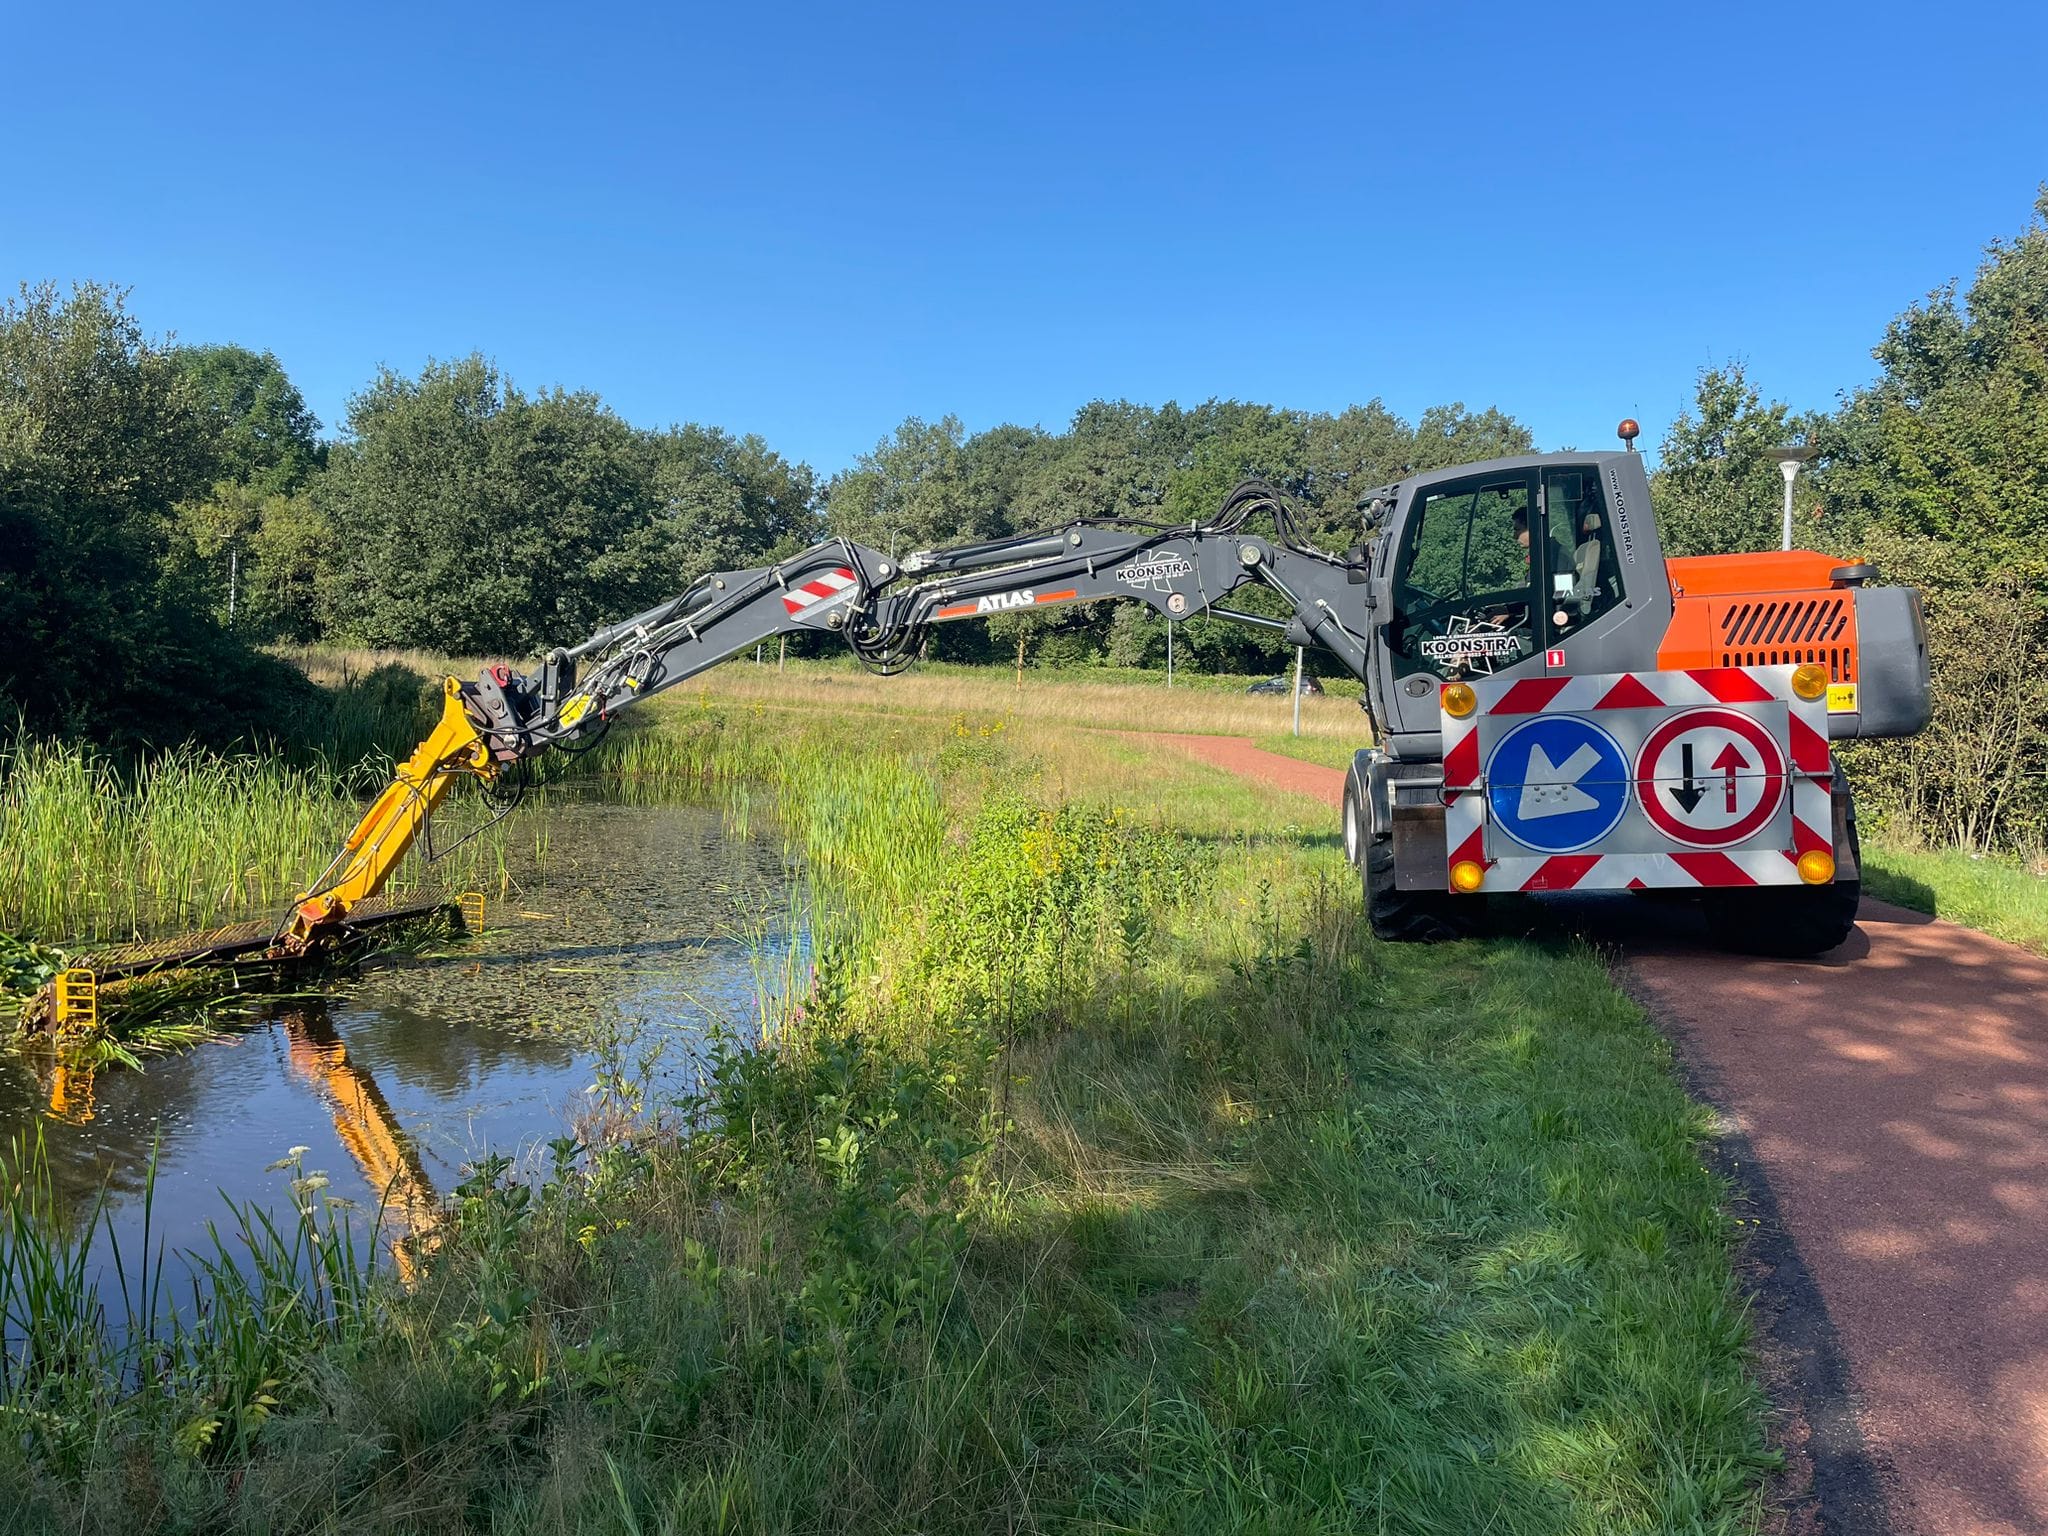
[1669, 743, 1707, 813]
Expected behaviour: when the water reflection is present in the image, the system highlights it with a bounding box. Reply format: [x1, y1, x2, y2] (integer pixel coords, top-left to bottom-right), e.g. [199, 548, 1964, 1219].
[282, 1006, 439, 1280]
[41, 1059, 96, 1125]
[0, 795, 793, 1284]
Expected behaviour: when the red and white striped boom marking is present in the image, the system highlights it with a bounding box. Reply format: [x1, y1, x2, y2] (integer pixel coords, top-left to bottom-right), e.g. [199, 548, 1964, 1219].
[1440, 666, 1833, 893]
[781, 567, 858, 616]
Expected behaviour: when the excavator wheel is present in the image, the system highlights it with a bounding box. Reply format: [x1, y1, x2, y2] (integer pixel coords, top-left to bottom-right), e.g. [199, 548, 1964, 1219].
[1699, 768, 1863, 958]
[1364, 834, 1469, 943]
[1342, 778, 1365, 868]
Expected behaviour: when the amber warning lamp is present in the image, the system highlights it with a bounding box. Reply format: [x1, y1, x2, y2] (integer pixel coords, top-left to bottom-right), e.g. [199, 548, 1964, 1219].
[1617, 418, 1641, 452]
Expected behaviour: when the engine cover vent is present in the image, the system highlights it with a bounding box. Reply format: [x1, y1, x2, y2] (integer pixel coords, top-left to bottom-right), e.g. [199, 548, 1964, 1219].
[1715, 595, 1856, 680]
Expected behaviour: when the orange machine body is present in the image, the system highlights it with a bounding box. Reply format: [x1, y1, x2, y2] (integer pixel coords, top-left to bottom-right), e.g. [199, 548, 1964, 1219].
[1657, 550, 1862, 684]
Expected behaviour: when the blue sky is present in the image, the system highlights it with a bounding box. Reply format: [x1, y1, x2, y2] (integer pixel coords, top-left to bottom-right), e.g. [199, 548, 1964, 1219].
[4, 1, 2042, 473]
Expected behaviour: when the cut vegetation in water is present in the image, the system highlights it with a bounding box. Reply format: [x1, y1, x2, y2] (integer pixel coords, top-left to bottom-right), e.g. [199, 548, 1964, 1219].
[0, 676, 1776, 1534]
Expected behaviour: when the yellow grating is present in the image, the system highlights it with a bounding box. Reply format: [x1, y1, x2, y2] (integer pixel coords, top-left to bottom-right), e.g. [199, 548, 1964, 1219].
[53, 968, 98, 1030]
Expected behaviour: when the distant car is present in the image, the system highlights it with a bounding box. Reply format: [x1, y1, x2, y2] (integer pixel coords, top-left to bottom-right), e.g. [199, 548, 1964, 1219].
[1247, 674, 1324, 697]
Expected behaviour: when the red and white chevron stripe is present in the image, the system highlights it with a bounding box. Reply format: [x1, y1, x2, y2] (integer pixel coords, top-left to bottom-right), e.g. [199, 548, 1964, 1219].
[1440, 665, 1834, 893]
[782, 567, 858, 616]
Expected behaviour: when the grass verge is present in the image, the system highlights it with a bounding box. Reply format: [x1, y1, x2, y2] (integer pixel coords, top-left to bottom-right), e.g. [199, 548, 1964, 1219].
[1251, 732, 1365, 770]
[1860, 840, 2048, 955]
[1, 684, 1773, 1533]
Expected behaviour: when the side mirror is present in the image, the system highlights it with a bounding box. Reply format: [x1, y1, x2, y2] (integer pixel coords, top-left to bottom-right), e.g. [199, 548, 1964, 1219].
[1345, 543, 1369, 584]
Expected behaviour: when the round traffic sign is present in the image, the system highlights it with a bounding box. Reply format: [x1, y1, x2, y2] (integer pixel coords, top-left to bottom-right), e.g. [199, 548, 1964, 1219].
[1484, 715, 1631, 854]
[1634, 708, 1788, 848]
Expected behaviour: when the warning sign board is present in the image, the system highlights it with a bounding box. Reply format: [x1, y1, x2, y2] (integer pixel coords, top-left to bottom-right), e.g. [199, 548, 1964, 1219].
[1633, 708, 1788, 848]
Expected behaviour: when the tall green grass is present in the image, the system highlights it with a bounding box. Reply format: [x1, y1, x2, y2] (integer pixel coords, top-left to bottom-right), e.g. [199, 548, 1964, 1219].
[0, 736, 523, 946]
[0, 738, 352, 942]
[0, 1136, 383, 1480]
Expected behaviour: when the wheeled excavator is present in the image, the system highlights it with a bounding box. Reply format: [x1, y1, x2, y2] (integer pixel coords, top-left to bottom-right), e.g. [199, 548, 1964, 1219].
[40, 422, 1939, 1042]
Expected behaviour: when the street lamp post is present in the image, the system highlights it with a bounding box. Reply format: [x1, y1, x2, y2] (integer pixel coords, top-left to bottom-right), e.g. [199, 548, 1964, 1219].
[1766, 445, 1817, 552]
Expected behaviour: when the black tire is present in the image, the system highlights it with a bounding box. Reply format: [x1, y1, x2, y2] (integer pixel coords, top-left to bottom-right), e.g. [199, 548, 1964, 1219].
[1365, 835, 1468, 943]
[1701, 770, 1862, 958]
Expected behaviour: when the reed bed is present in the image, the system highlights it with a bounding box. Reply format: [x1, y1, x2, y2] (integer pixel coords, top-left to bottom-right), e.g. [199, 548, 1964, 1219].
[0, 657, 470, 945]
[0, 735, 516, 946]
[0, 739, 351, 943]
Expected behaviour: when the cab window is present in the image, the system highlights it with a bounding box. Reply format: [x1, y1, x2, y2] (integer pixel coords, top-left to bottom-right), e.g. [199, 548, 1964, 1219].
[1391, 472, 1536, 678]
[1539, 467, 1622, 641]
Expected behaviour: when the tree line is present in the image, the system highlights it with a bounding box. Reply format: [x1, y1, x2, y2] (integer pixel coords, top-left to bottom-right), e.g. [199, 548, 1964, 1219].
[0, 290, 1534, 736]
[2, 191, 2043, 846]
[1651, 190, 2048, 852]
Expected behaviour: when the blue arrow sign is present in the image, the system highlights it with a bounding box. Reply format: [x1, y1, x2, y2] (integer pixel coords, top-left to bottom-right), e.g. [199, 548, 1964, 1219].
[1485, 715, 1631, 854]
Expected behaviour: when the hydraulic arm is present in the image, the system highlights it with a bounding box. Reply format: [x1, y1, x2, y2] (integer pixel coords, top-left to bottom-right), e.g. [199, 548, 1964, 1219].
[274, 679, 496, 951]
[278, 482, 1376, 949]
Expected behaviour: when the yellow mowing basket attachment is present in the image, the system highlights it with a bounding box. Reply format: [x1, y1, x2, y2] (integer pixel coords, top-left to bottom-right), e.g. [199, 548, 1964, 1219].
[53, 968, 99, 1030]
[458, 892, 486, 935]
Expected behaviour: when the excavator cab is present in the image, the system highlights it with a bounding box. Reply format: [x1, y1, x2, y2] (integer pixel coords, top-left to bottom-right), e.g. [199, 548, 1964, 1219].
[1371, 452, 1671, 756]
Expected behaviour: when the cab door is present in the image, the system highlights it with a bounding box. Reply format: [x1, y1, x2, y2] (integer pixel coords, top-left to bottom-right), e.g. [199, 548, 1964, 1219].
[1527, 457, 1672, 677]
[1377, 467, 1540, 746]
[1534, 464, 1625, 649]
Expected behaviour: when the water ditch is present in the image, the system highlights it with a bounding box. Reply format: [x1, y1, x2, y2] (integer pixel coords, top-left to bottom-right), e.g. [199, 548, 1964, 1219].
[0, 789, 800, 1292]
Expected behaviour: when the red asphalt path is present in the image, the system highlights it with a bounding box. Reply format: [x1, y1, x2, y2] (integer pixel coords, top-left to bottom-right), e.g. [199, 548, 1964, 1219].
[1154, 732, 2048, 1536]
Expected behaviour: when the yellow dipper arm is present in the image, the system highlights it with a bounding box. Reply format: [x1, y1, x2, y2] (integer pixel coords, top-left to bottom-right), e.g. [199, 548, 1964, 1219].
[275, 678, 493, 952]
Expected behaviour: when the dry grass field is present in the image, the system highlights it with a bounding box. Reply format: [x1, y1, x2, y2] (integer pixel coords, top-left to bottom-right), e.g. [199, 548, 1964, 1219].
[280, 645, 1374, 744]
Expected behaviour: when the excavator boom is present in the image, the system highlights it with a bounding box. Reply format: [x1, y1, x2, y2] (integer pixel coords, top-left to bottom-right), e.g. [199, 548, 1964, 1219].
[264, 480, 1376, 950]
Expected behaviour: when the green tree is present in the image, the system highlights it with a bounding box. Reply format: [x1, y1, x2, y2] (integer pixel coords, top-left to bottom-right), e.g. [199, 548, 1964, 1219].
[1104, 602, 1166, 668]
[589, 425, 819, 615]
[960, 423, 1057, 529]
[0, 283, 304, 744]
[172, 343, 324, 494]
[1816, 188, 2048, 579]
[1817, 190, 2048, 851]
[1009, 401, 1180, 529]
[173, 479, 266, 628]
[240, 490, 334, 643]
[1161, 402, 1309, 524]
[826, 416, 996, 556]
[1651, 365, 1819, 556]
[1408, 403, 1535, 473]
[316, 357, 655, 655]
[1298, 400, 1415, 547]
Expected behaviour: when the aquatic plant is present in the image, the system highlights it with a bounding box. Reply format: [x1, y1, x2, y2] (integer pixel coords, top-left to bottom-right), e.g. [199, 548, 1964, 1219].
[0, 1134, 382, 1477]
